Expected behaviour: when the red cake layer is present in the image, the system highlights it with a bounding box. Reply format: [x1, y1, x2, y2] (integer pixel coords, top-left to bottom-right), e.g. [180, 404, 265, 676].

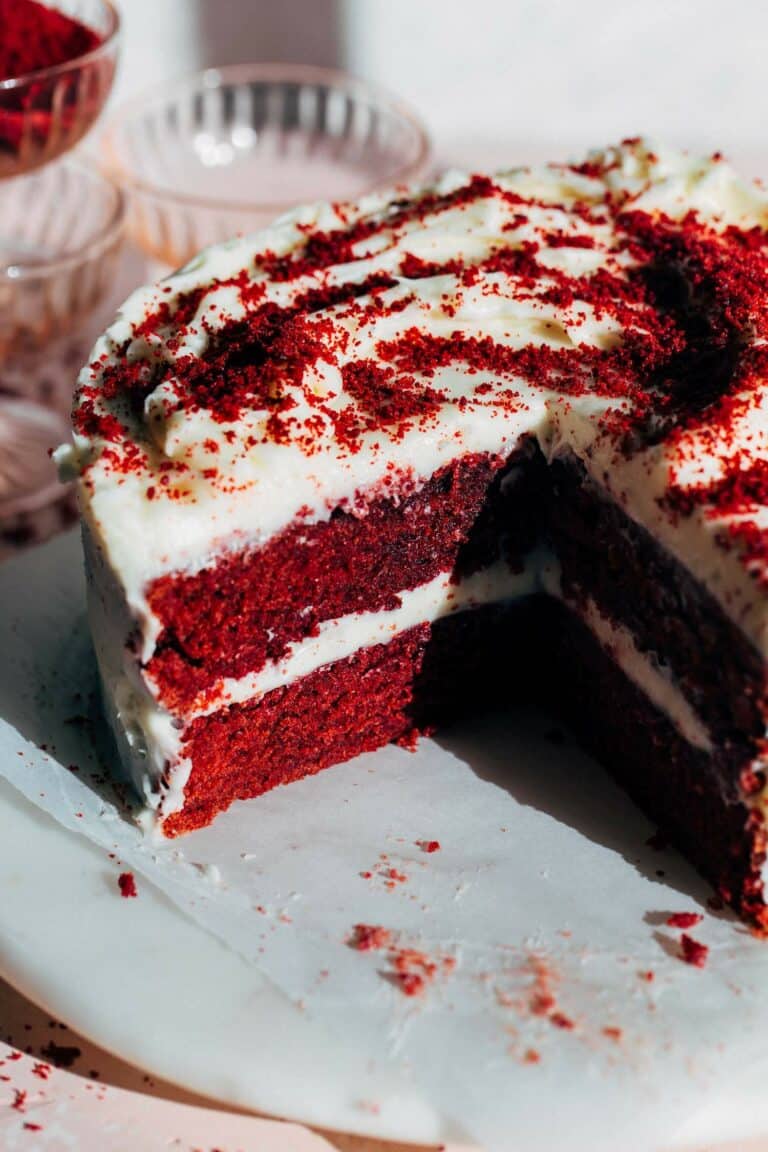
[146, 444, 544, 711]
[163, 602, 538, 836]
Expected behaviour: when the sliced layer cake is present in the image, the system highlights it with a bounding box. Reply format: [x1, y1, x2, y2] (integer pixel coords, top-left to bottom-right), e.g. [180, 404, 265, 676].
[57, 140, 768, 929]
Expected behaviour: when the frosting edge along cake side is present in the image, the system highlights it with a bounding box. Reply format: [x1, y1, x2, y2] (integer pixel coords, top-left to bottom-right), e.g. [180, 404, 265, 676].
[55, 138, 768, 929]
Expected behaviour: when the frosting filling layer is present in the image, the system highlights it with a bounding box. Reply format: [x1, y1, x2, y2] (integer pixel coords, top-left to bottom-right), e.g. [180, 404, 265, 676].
[142, 446, 544, 708]
[96, 557, 539, 820]
[185, 559, 539, 716]
[570, 595, 714, 754]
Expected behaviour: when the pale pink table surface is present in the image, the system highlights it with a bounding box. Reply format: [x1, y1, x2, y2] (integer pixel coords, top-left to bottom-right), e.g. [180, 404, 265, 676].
[3, 142, 768, 1151]
[0, 980, 430, 1151]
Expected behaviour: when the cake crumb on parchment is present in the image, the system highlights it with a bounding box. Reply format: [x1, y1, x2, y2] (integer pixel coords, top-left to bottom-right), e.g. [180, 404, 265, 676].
[117, 871, 138, 898]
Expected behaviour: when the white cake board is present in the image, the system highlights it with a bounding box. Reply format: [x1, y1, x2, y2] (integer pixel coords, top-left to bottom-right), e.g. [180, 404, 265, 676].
[0, 532, 767, 1151]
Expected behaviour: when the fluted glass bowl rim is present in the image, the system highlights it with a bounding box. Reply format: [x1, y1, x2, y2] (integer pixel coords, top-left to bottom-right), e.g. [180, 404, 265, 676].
[0, 0, 121, 91]
[100, 62, 432, 216]
[0, 160, 126, 281]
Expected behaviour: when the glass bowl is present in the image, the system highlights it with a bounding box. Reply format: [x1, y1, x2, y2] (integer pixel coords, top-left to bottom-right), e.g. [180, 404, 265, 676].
[0, 0, 120, 179]
[0, 160, 125, 526]
[100, 63, 431, 269]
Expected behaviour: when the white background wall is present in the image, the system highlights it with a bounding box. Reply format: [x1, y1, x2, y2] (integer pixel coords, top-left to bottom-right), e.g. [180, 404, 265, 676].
[116, 0, 768, 166]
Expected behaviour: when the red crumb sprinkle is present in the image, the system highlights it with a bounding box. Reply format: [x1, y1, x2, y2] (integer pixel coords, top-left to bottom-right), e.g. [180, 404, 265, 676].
[602, 1026, 622, 1042]
[638, 969, 655, 982]
[390, 948, 443, 998]
[23, 1123, 43, 1132]
[357, 1099, 381, 1115]
[527, 956, 556, 1014]
[11, 1088, 26, 1111]
[349, 924, 392, 952]
[680, 934, 709, 968]
[550, 1011, 575, 1030]
[349, 924, 453, 997]
[395, 727, 420, 752]
[360, 858, 411, 889]
[396, 971, 427, 997]
[530, 992, 556, 1016]
[117, 872, 137, 899]
[523, 1048, 541, 1064]
[417, 840, 441, 853]
[666, 912, 703, 929]
[31, 1062, 50, 1080]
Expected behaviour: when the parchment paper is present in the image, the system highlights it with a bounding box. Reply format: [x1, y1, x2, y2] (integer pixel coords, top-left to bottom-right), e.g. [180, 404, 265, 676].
[1, 531, 767, 1151]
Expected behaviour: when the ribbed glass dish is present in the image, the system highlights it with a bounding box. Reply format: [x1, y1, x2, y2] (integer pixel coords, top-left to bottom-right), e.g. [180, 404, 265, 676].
[0, 0, 120, 179]
[100, 63, 431, 269]
[0, 161, 125, 522]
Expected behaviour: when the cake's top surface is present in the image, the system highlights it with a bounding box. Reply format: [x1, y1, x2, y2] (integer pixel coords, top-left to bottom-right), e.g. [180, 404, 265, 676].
[59, 139, 768, 651]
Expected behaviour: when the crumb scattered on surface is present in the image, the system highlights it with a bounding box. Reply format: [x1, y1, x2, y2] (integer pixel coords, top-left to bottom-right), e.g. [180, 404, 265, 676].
[360, 858, 409, 890]
[117, 872, 137, 898]
[666, 912, 703, 929]
[680, 934, 709, 968]
[525, 955, 576, 1031]
[349, 924, 392, 952]
[348, 924, 454, 997]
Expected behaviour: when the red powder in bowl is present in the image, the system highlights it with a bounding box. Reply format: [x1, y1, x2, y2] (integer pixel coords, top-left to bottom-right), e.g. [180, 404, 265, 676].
[0, 0, 101, 82]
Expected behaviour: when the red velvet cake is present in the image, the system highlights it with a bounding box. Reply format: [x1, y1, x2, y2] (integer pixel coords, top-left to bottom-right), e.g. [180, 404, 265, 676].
[57, 139, 768, 930]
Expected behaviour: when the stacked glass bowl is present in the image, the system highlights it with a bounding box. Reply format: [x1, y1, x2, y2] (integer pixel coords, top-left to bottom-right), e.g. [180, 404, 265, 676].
[0, 0, 123, 548]
[101, 63, 431, 270]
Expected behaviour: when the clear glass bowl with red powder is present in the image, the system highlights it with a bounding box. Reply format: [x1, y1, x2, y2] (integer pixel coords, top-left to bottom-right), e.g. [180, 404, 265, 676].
[0, 0, 120, 178]
[0, 160, 125, 544]
[99, 63, 431, 269]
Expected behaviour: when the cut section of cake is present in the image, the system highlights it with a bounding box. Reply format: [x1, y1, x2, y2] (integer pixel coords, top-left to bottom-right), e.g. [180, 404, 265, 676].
[57, 139, 768, 930]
